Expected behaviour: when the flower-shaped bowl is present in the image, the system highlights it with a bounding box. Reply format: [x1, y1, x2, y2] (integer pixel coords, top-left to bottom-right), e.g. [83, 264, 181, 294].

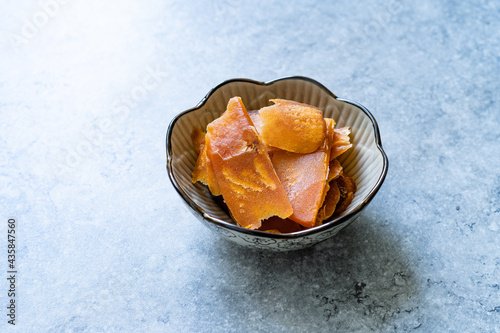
[166, 76, 388, 251]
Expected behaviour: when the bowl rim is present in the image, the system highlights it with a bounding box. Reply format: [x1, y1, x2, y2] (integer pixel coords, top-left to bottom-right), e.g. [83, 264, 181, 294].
[166, 76, 389, 239]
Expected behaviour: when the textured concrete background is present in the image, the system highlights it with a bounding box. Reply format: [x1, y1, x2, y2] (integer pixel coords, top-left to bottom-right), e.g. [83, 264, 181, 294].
[1, 0, 499, 332]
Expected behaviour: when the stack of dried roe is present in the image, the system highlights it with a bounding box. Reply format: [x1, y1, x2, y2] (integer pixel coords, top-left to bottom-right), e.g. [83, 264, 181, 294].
[191, 97, 356, 233]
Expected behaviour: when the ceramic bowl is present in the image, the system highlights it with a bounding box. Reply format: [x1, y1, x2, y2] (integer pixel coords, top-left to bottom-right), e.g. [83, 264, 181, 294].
[166, 76, 388, 251]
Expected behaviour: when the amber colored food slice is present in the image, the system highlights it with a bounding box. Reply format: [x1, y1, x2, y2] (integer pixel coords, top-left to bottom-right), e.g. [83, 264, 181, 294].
[333, 174, 357, 216]
[330, 127, 353, 159]
[324, 118, 336, 144]
[316, 179, 341, 224]
[191, 133, 221, 196]
[327, 159, 343, 182]
[191, 127, 205, 154]
[248, 110, 263, 134]
[248, 109, 277, 155]
[259, 99, 326, 154]
[271, 144, 330, 229]
[258, 216, 303, 233]
[191, 142, 207, 184]
[207, 97, 293, 230]
[314, 181, 330, 227]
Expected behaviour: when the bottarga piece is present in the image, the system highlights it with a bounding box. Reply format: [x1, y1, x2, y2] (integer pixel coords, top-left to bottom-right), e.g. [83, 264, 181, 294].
[206, 97, 293, 230]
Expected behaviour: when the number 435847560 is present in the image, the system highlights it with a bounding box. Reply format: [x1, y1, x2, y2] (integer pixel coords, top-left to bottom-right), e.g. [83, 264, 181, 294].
[7, 219, 16, 269]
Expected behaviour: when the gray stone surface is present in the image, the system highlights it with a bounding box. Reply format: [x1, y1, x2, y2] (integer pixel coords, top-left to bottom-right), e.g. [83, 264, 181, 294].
[1, 0, 499, 332]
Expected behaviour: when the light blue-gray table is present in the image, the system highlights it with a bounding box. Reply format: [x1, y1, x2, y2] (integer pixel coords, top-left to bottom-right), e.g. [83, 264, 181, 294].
[1, 0, 499, 332]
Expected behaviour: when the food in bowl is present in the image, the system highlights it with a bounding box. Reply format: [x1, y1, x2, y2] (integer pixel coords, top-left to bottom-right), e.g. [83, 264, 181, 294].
[191, 96, 356, 233]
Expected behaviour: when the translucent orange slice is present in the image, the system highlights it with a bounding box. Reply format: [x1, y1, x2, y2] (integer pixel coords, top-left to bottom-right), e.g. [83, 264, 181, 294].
[191, 133, 221, 196]
[259, 99, 326, 154]
[191, 127, 205, 155]
[330, 127, 353, 159]
[333, 174, 357, 216]
[271, 142, 329, 229]
[207, 97, 293, 230]
[316, 179, 341, 224]
[327, 159, 343, 182]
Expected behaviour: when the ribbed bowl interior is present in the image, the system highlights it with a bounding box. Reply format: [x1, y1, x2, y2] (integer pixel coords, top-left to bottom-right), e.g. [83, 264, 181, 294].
[167, 77, 386, 236]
